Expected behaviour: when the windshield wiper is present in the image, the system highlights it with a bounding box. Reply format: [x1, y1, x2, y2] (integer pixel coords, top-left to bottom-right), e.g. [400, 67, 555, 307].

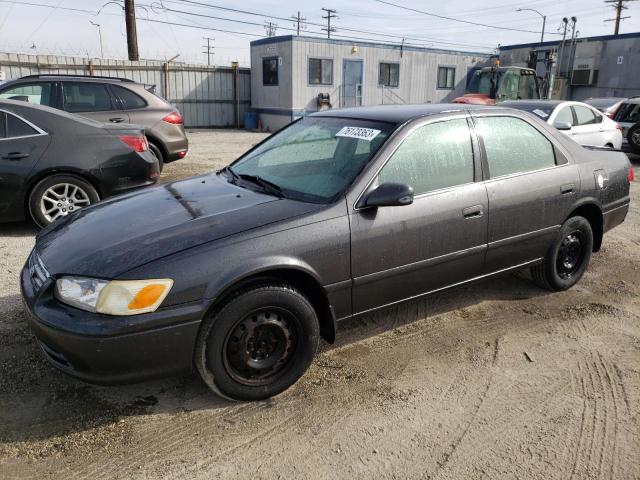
[220, 166, 239, 183]
[237, 174, 284, 198]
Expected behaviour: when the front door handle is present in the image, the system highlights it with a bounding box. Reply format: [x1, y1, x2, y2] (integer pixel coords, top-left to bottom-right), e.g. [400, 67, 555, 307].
[109, 117, 126, 123]
[560, 183, 575, 194]
[462, 205, 484, 218]
[2, 152, 30, 160]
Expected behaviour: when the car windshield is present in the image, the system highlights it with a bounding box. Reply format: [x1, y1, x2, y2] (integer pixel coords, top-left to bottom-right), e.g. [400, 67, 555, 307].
[228, 117, 393, 203]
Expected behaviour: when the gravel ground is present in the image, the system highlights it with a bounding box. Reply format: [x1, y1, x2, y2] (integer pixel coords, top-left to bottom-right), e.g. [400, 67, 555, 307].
[0, 130, 638, 479]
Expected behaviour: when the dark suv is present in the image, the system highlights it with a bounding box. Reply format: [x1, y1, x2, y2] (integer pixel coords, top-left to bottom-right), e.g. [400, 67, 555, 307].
[0, 74, 188, 168]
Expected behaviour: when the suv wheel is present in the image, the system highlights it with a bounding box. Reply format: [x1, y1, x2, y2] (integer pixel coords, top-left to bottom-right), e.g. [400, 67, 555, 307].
[530, 216, 593, 291]
[195, 283, 320, 401]
[628, 123, 640, 154]
[28, 174, 100, 228]
[148, 141, 165, 172]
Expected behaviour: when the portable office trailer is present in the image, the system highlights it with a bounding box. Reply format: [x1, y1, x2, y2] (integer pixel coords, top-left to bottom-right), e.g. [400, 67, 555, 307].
[250, 35, 491, 131]
[499, 32, 640, 100]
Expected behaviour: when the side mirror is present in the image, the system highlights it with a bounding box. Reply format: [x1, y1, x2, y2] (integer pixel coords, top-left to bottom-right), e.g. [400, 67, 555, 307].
[554, 121, 572, 131]
[360, 182, 414, 208]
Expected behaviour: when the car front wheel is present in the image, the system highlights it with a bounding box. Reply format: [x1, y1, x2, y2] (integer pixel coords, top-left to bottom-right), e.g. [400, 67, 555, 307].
[195, 283, 320, 401]
[628, 124, 640, 154]
[530, 216, 593, 291]
[28, 174, 100, 228]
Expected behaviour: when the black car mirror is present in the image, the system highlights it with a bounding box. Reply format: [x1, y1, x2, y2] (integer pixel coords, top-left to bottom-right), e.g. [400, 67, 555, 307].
[554, 121, 572, 131]
[361, 182, 414, 208]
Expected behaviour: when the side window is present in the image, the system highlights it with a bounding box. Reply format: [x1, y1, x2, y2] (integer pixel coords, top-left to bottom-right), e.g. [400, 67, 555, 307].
[0, 112, 6, 138]
[62, 82, 114, 112]
[499, 71, 519, 100]
[555, 106, 574, 125]
[476, 116, 556, 178]
[262, 57, 279, 86]
[0, 82, 55, 106]
[308, 58, 333, 85]
[573, 106, 597, 126]
[110, 85, 146, 110]
[6, 113, 38, 138]
[379, 63, 400, 87]
[518, 73, 537, 99]
[437, 66, 456, 89]
[378, 118, 474, 195]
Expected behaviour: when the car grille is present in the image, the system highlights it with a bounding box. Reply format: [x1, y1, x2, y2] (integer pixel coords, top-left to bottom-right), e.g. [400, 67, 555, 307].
[28, 250, 50, 291]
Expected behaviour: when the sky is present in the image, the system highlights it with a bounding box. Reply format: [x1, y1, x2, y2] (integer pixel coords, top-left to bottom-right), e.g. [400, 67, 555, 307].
[0, 0, 638, 67]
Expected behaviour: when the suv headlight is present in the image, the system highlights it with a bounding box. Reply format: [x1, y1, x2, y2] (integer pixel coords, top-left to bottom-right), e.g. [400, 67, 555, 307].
[55, 277, 173, 316]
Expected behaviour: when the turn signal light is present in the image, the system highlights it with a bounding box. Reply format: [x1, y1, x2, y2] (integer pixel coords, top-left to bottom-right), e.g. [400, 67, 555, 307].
[162, 111, 183, 124]
[119, 134, 149, 152]
[629, 167, 635, 183]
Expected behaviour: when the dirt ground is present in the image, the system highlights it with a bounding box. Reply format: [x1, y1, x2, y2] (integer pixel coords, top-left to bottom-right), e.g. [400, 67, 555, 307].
[0, 130, 638, 479]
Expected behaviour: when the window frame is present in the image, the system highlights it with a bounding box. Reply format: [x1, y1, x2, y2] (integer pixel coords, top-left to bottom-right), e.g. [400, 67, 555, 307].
[378, 62, 400, 88]
[0, 81, 58, 107]
[473, 114, 569, 181]
[307, 57, 334, 86]
[0, 109, 48, 142]
[109, 84, 148, 110]
[436, 66, 456, 90]
[60, 81, 117, 113]
[571, 105, 599, 126]
[262, 56, 279, 86]
[352, 113, 482, 211]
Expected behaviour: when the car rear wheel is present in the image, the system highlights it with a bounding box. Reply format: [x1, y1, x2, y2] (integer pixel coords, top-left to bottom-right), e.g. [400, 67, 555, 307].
[530, 216, 593, 291]
[195, 283, 319, 401]
[28, 174, 100, 228]
[628, 124, 640, 154]
[148, 141, 164, 173]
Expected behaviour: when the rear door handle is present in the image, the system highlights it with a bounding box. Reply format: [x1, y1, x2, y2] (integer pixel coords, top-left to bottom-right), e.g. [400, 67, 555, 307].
[462, 205, 483, 218]
[560, 183, 575, 194]
[2, 152, 30, 160]
[109, 117, 125, 123]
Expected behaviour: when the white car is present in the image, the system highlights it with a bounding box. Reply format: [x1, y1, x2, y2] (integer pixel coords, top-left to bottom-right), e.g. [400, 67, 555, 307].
[503, 100, 623, 149]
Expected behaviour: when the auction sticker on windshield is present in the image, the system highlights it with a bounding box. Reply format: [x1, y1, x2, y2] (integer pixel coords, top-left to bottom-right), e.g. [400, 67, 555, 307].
[336, 126, 381, 141]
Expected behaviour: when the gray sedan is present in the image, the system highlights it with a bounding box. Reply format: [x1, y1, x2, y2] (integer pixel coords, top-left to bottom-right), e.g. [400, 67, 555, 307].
[21, 104, 633, 401]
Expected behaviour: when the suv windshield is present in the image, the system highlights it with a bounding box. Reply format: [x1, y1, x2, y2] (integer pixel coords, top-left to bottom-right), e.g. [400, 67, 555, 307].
[467, 70, 505, 97]
[228, 117, 393, 203]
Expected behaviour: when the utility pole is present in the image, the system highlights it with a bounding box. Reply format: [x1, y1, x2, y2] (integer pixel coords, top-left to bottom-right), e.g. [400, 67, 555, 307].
[556, 17, 569, 77]
[321, 8, 337, 39]
[124, 0, 139, 61]
[202, 37, 214, 66]
[89, 21, 104, 59]
[567, 17, 578, 80]
[291, 11, 307, 35]
[605, 0, 636, 35]
[515, 8, 546, 44]
[264, 21, 277, 37]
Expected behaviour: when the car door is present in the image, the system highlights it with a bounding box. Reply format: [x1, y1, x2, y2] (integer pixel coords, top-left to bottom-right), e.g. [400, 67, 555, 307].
[0, 110, 50, 218]
[349, 116, 488, 314]
[472, 113, 579, 273]
[570, 104, 602, 146]
[60, 81, 129, 124]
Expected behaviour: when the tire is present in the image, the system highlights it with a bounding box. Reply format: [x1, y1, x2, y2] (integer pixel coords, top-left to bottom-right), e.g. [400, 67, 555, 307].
[148, 141, 164, 173]
[628, 123, 640, 154]
[28, 174, 100, 228]
[530, 216, 593, 291]
[195, 283, 320, 401]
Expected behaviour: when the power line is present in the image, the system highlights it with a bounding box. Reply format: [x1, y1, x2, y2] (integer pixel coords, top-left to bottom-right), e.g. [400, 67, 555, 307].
[371, 0, 562, 35]
[321, 7, 337, 39]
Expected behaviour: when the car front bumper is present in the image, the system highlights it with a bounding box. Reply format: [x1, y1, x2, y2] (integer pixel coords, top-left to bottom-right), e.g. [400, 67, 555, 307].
[20, 261, 204, 385]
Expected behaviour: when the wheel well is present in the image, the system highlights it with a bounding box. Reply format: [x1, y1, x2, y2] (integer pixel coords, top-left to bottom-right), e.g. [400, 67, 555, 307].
[145, 134, 166, 162]
[567, 204, 603, 252]
[206, 269, 336, 344]
[23, 170, 103, 218]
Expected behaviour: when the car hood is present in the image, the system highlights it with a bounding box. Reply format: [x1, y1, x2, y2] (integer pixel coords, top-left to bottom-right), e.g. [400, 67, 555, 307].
[35, 173, 323, 278]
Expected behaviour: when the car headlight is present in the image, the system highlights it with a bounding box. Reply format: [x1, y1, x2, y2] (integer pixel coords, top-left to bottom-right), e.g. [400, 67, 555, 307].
[55, 277, 173, 316]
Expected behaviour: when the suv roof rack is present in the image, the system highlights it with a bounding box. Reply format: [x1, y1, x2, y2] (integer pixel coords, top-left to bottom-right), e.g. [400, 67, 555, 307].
[20, 74, 135, 82]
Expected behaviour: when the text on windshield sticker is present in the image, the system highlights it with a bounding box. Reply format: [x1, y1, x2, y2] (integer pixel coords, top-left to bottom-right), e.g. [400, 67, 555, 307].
[336, 126, 381, 141]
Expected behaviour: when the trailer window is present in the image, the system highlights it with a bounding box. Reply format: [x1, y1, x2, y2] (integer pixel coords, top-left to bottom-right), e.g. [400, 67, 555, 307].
[262, 57, 279, 86]
[308, 58, 333, 85]
[379, 63, 400, 87]
[437, 66, 455, 89]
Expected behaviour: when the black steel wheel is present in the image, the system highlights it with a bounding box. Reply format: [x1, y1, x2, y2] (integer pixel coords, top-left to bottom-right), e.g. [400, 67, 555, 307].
[531, 216, 593, 291]
[195, 283, 319, 401]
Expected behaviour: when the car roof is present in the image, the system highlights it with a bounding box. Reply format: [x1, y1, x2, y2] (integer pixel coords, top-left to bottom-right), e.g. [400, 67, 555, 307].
[501, 100, 564, 110]
[12, 74, 137, 83]
[310, 103, 495, 124]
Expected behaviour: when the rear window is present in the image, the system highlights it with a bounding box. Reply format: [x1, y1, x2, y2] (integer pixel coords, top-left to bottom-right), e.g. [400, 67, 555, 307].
[615, 102, 640, 123]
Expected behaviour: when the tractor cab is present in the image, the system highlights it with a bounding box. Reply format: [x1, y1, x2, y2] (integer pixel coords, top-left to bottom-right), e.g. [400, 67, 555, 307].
[453, 66, 540, 105]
